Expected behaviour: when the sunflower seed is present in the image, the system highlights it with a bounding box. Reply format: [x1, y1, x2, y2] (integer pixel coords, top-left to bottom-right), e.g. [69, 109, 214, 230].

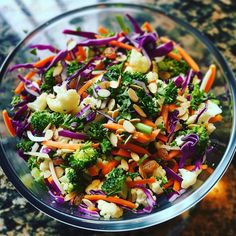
[130, 118, 141, 123]
[123, 120, 136, 133]
[116, 128, 125, 134]
[100, 100, 107, 109]
[100, 81, 110, 89]
[130, 84, 143, 90]
[155, 116, 164, 126]
[45, 129, 54, 140]
[120, 159, 129, 171]
[110, 80, 120, 88]
[133, 104, 147, 118]
[112, 109, 119, 119]
[118, 118, 125, 125]
[128, 88, 139, 102]
[124, 134, 132, 144]
[55, 166, 64, 178]
[53, 64, 63, 77]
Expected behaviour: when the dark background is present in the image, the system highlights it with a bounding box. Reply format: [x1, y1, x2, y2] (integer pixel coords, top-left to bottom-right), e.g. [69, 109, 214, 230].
[0, 0, 235, 235]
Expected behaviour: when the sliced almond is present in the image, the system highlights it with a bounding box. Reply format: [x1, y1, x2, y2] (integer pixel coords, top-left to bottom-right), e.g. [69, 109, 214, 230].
[123, 120, 136, 133]
[43, 171, 51, 179]
[116, 128, 125, 134]
[120, 159, 129, 171]
[95, 99, 102, 109]
[64, 192, 76, 201]
[118, 118, 125, 125]
[97, 89, 111, 98]
[67, 39, 77, 51]
[130, 84, 143, 90]
[131, 152, 140, 162]
[55, 166, 64, 178]
[53, 64, 63, 77]
[128, 159, 134, 163]
[133, 104, 147, 118]
[107, 110, 113, 116]
[179, 112, 189, 121]
[130, 118, 141, 123]
[99, 81, 110, 89]
[128, 88, 139, 102]
[112, 109, 119, 119]
[148, 82, 157, 94]
[108, 98, 116, 111]
[155, 116, 164, 126]
[45, 129, 54, 140]
[177, 107, 187, 117]
[100, 100, 107, 109]
[82, 199, 95, 208]
[110, 80, 120, 89]
[110, 133, 118, 147]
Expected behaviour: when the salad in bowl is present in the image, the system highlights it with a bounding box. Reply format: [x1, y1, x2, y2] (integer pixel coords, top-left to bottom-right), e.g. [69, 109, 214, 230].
[2, 14, 222, 220]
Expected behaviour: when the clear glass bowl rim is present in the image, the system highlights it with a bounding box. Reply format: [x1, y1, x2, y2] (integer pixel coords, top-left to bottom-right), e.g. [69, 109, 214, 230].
[0, 2, 236, 232]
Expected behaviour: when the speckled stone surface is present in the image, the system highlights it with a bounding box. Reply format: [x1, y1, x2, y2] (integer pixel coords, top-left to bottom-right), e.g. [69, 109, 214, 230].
[0, 0, 235, 235]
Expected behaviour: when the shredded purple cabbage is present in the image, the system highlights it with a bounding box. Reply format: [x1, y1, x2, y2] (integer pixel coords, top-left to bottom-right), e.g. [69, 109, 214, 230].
[45, 50, 68, 71]
[179, 133, 199, 168]
[89, 190, 105, 195]
[13, 104, 28, 120]
[8, 63, 34, 72]
[96, 110, 115, 122]
[78, 205, 99, 218]
[48, 190, 64, 204]
[174, 75, 184, 87]
[86, 111, 96, 123]
[150, 41, 174, 58]
[164, 166, 183, 182]
[58, 130, 87, 139]
[196, 103, 208, 123]
[126, 14, 144, 34]
[29, 44, 59, 53]
[76, 104, 90, 118]
[63, 29, 97, 39]
[168, 110, 179, 137]
[181, 69, 193, 93]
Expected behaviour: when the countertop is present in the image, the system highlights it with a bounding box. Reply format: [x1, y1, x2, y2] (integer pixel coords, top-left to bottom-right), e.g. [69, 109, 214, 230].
[0, 0, 235, 235]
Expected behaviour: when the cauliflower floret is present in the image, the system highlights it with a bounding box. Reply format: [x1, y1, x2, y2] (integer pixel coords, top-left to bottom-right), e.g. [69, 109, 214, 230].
[28, 93, 48, 111]
[149, 179, 163, 195]
[153, 165, 166, 178]
[82, 96, 100, 109]
[46, 83, 80, 114]
[125, 49, 149, 73]
[97, 200, 123, 219]
[179, 168, 202, 189]
[198, 100, 222, 124]
[85, 179, 102, 194]
[131, 188, 148, 207]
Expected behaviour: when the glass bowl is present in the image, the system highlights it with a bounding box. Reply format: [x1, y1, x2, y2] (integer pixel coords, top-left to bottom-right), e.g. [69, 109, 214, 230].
[0, 2, 235, 232]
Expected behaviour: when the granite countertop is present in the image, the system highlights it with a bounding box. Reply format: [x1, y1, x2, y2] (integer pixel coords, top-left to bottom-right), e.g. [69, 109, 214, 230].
[0, 0, 236, 235]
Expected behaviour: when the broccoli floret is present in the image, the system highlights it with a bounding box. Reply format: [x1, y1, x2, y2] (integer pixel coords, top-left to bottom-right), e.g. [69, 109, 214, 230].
[157, 58, 189, 77]
[17, 139, 34, 152]
[27, 156, 38, 169]
[30, 111, 51, 131]
[100, 138, 112, 154]
[164, 81, 178, 104]
[61, 167, 91, 193]
[87, 122, 107, 140]
[50, 112, 65, 127]
[67, 61, 82, 76]
[190, 84, 207, 110]
[101, 168, 128, 198]
[41, 67, 56, 93]
[69, 142, 98, 169]
[136, 89, 160, 118]
[11, 95, 21, 106]
[104, 63, 123, 81]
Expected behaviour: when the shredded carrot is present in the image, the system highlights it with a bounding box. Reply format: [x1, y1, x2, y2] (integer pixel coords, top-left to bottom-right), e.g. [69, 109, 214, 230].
[81, 92, 88, 99]
[150, 129, 161, 140]
[84, 195, 136, 209]
[2, 110, 16, 137]
[109, 40, 140, 51]
[176, 46, 200, 72]
[168, 104, 178, 112]
[78, 76, 98, 95]
[173, 180, 181, 192]
[98, 26, 109, 35]
[163, 179, 174, 189]
[184, 164, 208, 171]
[142, 22, 153, 32]
[75, 46, 86, 62]
[102, 160, 119, 175]
[97, 161, 104, 169]
[156, 134, 168, 143]
[204, 64, 216, 93]
[42, 141, 81, 150]
[132, 131, 156, 144]
[127, 177, 156, 188]
[209, 114, 222, 123]
[161, 105, 169, 129]
[65, 53, 72, 61]
[170, 159, 179, 173]
[141, 119, 156, 128]
[111, 148, 131, 158]
[15, 71, 36, 94]
[167, 51, 182, 61]
[167, 150, 181, 160]
[33, 55, 55, 68]
[88, 166, 97, 176]
[119, 143, 150, 155]
[206, 167, 214, 174]
[103, 123, 124, 131]
[160, 36, 174, 44]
